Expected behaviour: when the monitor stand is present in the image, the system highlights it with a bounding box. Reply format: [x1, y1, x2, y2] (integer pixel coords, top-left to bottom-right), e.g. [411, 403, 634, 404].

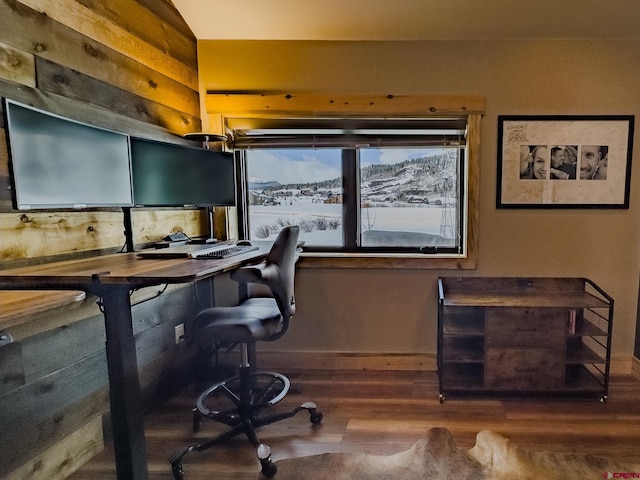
[122, 207, 135, 252]
[190, 206, 217, 244]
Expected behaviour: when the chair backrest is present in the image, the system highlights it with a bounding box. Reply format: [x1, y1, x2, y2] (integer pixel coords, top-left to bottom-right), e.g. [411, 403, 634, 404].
[230, 225, 300, 319]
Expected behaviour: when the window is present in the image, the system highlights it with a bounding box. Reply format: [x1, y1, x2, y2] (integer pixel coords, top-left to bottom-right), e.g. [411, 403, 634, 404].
[232, 117, 471, 259]
[209, 93, 482, 268]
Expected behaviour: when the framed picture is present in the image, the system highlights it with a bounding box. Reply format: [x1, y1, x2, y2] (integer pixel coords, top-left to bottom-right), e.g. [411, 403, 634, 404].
[497, 115, 634, 208]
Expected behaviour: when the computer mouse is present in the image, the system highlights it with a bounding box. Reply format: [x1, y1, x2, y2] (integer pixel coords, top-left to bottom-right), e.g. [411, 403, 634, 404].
[237, 240, 252, 246]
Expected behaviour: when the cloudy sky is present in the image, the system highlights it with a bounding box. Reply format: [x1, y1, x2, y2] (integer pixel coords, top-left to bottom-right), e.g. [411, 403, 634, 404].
[246, 147, 445, 184]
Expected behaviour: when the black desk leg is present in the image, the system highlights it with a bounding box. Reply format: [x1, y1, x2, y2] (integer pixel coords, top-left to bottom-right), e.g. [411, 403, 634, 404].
[101, 286, 149, 480]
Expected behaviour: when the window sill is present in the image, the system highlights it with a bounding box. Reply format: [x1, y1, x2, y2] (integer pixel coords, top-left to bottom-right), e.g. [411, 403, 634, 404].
[297, 252, 476, 270]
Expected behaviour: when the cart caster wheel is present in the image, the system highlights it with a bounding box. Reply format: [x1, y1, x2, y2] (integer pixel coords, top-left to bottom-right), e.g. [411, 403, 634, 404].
[439, 394, 445, 404]
[600, 395, 608, 403]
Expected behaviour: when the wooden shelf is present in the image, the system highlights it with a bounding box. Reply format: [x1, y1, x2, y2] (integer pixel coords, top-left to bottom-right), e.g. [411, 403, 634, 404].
[437, 277, 612, 401]
[565, 342, 605, 364]
[441, 291, 609, 309]
[564, 365, 606, 391]
[442, 321, 484, 336]
[441, 337, 484, 362]
[572, 318, 607, 337]
[440, 364, 484, 390]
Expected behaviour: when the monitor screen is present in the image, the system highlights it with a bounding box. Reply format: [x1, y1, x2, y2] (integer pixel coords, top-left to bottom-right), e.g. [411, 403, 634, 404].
[130, 137, 236, 207]
[3, 99, 133, 210]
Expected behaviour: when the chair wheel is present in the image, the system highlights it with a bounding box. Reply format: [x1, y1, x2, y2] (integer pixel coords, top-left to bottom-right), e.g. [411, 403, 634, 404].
[261, 460, 278, 478]
[257, 444, 278, 478]
[310, 411, 323, 425]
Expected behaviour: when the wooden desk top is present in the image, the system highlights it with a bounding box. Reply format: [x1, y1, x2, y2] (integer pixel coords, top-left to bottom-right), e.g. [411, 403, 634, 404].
[0, 290, 86, 327]
[0, 247, 268, 292]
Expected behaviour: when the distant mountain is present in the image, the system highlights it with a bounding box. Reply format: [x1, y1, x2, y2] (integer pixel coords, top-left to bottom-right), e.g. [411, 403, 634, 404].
[360, 153, 457, 204]
[248, 152, 458, 205]
[248, 177, 281, 190]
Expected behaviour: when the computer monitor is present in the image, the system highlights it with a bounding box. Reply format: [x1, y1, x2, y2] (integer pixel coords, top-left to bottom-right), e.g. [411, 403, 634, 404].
[130, 137, 236, 207]
[3, 99, 133, 210]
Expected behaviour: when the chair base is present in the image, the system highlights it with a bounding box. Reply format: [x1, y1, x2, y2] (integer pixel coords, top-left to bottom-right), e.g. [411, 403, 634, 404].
[169, 367, 323, 479]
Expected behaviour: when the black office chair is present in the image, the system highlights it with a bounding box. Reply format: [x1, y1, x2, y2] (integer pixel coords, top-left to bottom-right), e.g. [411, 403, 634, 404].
[169, 225, 322, 479]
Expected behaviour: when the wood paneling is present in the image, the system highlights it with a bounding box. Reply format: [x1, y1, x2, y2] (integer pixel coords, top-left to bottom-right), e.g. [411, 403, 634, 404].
[0, 40, 35, 87]
[0, 350, 108, 434]
[6, 415, 104, 480]
[18, 0, 198, 90]
[0, 78, 193, 142]
[206, 93, 486, 118]
[0, 389, 109, 475]
[36, 57, 201, 132]
[132, 286, 198, 366]
[22, 315, 105, 382]
[131, 208, 207, 246]
[70, 0, 197, 68]
[0, 286, 198, 475]
[0, 2, 204, 476]
[0, 0, 205, 256]
[0, 207, 207, 259]
[134, 0, 197, 41]
[0, 342, 24, 395]
[0, 211, 128, 258]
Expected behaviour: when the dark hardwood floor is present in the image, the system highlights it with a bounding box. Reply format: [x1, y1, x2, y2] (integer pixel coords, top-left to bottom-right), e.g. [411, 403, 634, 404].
[70, 369, 640, 479]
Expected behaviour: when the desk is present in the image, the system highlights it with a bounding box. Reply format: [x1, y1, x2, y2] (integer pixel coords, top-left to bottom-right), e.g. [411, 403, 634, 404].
[0, 247, 268, 480]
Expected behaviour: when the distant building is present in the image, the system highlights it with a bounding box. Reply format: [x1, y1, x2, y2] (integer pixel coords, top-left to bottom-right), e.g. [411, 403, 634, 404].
[249, 191, 277, 205]
[324, 193, 343, 204]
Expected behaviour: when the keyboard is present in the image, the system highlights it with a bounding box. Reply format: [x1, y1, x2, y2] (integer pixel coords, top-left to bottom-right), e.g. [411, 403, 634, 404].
[190, 244, 259, 259]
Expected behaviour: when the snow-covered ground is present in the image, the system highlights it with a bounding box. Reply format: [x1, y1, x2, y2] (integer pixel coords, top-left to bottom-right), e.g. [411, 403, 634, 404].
[249, 195, 454, 246]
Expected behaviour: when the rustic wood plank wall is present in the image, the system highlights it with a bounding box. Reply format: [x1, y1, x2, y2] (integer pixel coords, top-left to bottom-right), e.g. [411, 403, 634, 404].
[0, 0, 206, 261]
[0, 1, 209, 477]
[0, 286, 201, 477]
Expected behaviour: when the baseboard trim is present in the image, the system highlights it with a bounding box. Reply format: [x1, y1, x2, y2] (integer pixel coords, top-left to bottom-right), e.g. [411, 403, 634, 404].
[610, 356, 632, 375]
[219, 350, 636, 375]
[221, 351, 437, 371]
[632, 356, 640, 380]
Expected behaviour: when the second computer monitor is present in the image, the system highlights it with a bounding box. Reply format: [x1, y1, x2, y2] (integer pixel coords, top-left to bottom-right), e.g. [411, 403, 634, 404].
[130, 137, 236, 207]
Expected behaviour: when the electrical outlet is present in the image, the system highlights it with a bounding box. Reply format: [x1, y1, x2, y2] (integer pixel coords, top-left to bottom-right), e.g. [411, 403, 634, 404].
[174, 323, 185, 344]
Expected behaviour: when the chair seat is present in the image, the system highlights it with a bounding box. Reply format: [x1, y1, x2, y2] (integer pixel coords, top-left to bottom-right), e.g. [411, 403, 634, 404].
[192, 297, 283, 344]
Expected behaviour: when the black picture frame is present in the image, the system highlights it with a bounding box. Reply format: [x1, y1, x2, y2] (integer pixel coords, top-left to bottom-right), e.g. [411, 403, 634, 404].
[497, 115, 634, 208]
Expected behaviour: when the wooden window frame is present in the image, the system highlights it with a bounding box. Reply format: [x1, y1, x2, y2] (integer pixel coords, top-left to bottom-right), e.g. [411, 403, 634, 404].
[207, 94, 484, 270]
